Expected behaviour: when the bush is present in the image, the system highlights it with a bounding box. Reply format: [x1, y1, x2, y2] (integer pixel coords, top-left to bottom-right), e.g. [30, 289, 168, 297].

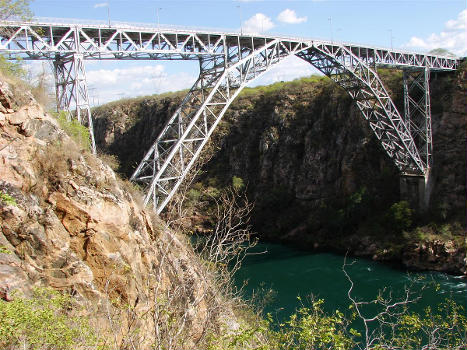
[54, 110, 91, 151]
[0, 191, 16, 206]
[232, 176, 245, 191]
[385, 200, 413, 232]
[0, 55, 26, 80]
[0, 288, 102, 350]
[273, 299, 354, 350]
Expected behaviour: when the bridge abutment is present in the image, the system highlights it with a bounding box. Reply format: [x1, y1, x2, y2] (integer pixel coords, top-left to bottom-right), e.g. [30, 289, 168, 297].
[400, 170, 432, 211]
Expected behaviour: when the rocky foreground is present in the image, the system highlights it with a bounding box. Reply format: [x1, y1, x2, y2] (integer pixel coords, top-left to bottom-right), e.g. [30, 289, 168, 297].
[0, 77, 239, 348]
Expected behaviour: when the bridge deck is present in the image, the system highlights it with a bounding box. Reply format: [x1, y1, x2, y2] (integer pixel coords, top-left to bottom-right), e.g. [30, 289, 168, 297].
[0, 19, 459, 71]
[0, 18, 460, 212]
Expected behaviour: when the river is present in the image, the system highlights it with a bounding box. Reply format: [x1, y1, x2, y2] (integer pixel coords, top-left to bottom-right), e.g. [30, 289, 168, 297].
[234, 242, 467, 323]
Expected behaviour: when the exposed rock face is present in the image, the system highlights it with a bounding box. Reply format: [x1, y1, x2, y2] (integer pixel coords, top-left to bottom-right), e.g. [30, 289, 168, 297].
[93, 94, 184, 176]
[93, 67, 466, 275]
[0, 78, 232, 348]
[402, 239, 466, 275]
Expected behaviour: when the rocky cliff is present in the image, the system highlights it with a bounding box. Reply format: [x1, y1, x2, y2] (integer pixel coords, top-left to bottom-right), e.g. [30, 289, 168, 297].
[93, 65, 467, 275]
[0, 77, 239, 349]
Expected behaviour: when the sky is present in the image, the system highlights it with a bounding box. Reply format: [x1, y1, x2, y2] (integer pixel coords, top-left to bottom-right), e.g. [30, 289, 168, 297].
[25, 0, 467, 105]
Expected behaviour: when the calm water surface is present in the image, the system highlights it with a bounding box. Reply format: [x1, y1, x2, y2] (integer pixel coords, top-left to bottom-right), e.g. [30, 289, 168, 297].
[234, 242, 467, 322]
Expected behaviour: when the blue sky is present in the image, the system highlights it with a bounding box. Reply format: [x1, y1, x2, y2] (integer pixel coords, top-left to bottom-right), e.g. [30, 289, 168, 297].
[27, 0, 467, 105]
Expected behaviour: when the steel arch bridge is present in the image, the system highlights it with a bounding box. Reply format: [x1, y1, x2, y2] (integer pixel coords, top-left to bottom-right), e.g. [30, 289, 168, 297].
[0, 19, 459, 213]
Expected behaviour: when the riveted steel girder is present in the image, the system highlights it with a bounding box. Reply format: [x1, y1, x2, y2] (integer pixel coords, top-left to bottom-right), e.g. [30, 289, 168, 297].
[1, 19, 460, 212]
[0, 20, 459, 70]
[130, 38, 312, 213]
[297, 44, 426, 175]
[54, 53, 96, 153]
[403, 68, 432, 173]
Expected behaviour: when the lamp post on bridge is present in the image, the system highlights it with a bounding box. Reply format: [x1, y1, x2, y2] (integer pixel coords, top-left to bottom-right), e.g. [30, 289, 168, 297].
[236, 5, 243, 35]
[156, 7, 162, 30]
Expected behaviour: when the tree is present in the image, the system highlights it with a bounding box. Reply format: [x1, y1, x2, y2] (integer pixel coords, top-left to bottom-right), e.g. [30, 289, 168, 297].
[0, 0, 33, 21]
[0, 1, 33, 78]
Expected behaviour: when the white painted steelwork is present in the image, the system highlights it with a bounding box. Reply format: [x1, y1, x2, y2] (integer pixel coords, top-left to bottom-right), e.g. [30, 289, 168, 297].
[0, 19, 460, 213]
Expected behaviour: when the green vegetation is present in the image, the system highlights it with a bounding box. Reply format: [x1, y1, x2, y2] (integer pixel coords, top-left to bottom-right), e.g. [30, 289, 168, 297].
[0, 0, 32, 78]
[54, 110, 92, 151]
[0, 288, 103, 349]
[0, 191, 16, 206]
[240, 75, 330, 97]
[384, 200, 413, 232]
[0, 55, 26, 80]
[0, 0, 33, 21]
[213, 297, 467, 350]
[232, 176, 245, 191]
[0, 245, 12, 254]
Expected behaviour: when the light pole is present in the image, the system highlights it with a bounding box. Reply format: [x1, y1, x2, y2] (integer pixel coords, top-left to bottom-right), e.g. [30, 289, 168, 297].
[236, 5, 242, 35]
[156, 7, 162, 30]
[107, 6, 110, 27]
[328, 17, 333, 43]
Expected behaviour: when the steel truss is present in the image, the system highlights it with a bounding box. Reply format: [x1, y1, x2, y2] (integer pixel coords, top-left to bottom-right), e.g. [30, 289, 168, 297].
[297, 44, 426, 175]
[0, 20, 459, 70]
[130, 38, 312, 213]
[403, 68, 432, 175]
[0, 19, 459, 212]
[54, 54, 96, 153]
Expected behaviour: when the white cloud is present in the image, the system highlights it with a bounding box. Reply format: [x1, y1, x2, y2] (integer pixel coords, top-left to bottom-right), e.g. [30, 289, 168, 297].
[404, 9, 467, 56]
[94, 2, 108, 8]
[86, 64, 196, 105]
[242, 13, 275, 34]
[277, 9, 307, 24]
[249, 56, 321, 87]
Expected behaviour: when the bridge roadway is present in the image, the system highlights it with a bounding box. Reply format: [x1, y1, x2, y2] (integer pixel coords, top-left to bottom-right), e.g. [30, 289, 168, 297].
[0, 19, 460, 213]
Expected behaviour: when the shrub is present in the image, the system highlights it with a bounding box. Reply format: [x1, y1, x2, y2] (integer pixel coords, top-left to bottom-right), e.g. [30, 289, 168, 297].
[54, 110, 91, 151]
[0, 55, 26, 80]
[0, 288, 102, 350]
[0, 191, 16, 206]
[232, 176, 245, 191]
[385, 200, 413, 232]
[273, 299, 354, 350]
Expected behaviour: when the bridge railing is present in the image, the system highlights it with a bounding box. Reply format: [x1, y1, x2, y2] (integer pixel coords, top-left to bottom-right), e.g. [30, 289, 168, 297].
[0, 16, 460, 61]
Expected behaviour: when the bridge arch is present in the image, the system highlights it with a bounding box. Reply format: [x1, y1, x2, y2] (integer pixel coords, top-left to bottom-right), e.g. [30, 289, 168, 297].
[130, 41, 433, 213]
[0, 20, 457, 213]
[131, 38, 316, 212]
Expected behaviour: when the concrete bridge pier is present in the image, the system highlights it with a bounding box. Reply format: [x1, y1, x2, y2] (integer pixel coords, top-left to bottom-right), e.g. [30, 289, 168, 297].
[400, 170, 432, 212]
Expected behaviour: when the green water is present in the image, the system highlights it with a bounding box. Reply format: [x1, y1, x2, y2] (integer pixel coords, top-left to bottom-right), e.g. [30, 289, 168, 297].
[234, 242, 467, 322]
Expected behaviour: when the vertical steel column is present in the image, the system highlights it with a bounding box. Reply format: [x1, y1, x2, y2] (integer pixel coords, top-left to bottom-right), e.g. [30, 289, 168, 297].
[53, 53, 97, 154]
[403, 67, 432, 209]
[297, 45, 425, 175]
[403, 68, 432, 174]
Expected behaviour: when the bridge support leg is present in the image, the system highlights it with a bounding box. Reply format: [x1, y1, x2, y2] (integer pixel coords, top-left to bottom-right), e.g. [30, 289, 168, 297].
[400, 174, 431, 211]
[297, 47, 425, 174]
[402, 68, 432, 210]
[53, 54, 96, 154]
